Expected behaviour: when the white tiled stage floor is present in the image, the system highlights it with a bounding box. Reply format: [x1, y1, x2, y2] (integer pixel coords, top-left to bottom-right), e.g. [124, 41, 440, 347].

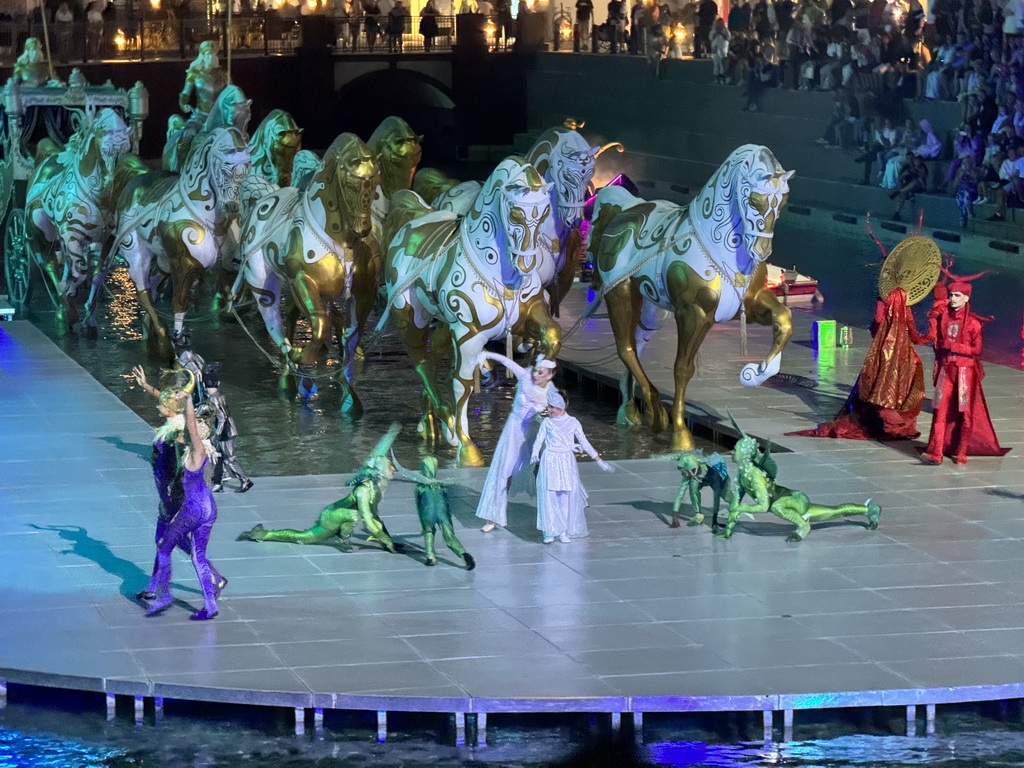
[1, 288, 1023, 711]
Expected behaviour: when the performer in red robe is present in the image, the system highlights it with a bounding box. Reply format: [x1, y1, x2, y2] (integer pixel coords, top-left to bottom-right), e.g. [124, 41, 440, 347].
[920, 281, 1009, 464]
[789, 287, 927, 441]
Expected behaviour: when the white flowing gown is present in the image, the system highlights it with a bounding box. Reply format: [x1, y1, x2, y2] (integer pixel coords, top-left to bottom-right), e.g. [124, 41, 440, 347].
[530, 414, 598, 539]
[474, 353, 551, 527]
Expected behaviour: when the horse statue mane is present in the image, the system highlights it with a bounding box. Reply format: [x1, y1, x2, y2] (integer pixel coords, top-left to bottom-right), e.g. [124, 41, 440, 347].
[49, 108, 132, 191]
[463, 155, 552, 283]
[247, 109, 302, 187]
[367, 116, 423, 197]
[204, 84, 252, 138]
[525, 125, 621, 229]
[693, 143, 793, 277]
[180, 126, 251, 219]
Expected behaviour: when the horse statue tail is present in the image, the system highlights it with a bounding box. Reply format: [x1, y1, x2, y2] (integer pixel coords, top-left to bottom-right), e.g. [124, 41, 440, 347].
[381, 189, 433, 254]
[412, 167, 460, 206]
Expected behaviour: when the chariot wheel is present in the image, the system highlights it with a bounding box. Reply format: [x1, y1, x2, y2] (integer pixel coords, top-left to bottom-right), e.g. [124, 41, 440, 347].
[3, 208, 30, 311]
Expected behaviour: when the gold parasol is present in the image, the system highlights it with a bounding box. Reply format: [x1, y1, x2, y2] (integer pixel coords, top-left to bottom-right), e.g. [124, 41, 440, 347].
[878, 235, 942, 306]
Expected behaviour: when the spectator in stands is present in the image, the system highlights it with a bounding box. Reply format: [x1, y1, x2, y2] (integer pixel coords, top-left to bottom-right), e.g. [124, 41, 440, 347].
[890, 151, 928, 220]
[945, 123, 983, 190]
[729, 0, 751, 34]
[364, 0, 381, 51]
[953, 154, 981, 225]
[744, 39, 777, 110]
[989, 139, 1024, 220]
[695, 0, 717, 57]
[576, 0, 594, 50]
[608, 0, 627, 53]
[711, 17, 730, 81]
[420, 0, 439, 51]
[387, 0, 408, 52]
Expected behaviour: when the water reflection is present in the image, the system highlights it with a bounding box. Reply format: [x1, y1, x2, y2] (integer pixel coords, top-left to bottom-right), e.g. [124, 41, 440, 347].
[26, 269, 710, 477]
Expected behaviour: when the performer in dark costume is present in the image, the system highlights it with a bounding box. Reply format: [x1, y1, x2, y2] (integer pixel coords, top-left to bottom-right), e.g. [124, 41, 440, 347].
[920, 281, 1010, 464]
[392, 453, 475, 569]
[140, 389, 222, 620]
[132, 365, 226, 605]
[236, 425, 401, 552]
[202, 362, 253, 493]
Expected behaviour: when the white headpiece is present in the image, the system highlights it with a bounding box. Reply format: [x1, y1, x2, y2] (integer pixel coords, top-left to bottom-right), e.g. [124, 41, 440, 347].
[535, 356, 557, 371]
[547, 390, 566, 409]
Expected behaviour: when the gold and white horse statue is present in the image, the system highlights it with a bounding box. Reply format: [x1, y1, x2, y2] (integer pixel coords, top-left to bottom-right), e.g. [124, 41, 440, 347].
[588, 144, 794, 451]
[379, 155, 560, 466]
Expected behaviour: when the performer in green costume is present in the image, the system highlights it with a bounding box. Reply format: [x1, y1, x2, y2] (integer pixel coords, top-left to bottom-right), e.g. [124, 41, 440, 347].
[236, 425, 400, 553]
[671, 450, 734, 530]
[392, 453, 475, 570]
[717, 417, 881, 542]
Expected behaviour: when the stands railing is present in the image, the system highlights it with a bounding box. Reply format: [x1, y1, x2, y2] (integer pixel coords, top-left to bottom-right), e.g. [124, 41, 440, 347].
[0, 14, 512, 67]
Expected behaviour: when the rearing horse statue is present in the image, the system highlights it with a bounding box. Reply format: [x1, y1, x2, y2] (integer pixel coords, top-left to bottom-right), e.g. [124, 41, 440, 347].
[379, 156, 560, 467]
[588, 144, 794, 451]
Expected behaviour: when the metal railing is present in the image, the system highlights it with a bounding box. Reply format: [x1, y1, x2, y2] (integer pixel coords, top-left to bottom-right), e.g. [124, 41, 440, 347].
[0, 14, 514, 66]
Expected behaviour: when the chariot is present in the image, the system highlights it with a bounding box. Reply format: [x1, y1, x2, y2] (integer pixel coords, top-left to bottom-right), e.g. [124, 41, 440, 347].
[0, 69, 148, 316]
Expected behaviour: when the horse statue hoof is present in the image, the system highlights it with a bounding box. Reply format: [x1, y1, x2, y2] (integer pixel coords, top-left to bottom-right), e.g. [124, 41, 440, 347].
[739, 354, 781, 388]
[458, 443, 484, 467]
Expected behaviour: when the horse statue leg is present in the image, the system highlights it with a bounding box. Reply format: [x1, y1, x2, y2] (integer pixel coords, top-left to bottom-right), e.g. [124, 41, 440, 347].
[125, 244, 173, 361]
[666, 264, 716, 452]
[618, 300, 670, 427]
[738, 271, 793, 388]
[169, 251, 204, 342]
[549, 226, 584, 318]
[451, 333, 487, 468]
[516, 293, 562, 360]
[331, 299, 362, 416]
[391, 303, 459, 448]
[81, 241, 109, 339]
[605, 279, 669, 434]
[245, 261, 293, 393]
[290, 271, 330, 400]
[334, 239, 381, 416]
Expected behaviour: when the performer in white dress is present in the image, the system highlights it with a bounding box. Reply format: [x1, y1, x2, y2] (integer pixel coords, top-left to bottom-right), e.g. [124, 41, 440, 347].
[475, 352, 556, 532]
[530, 390, 613, 544]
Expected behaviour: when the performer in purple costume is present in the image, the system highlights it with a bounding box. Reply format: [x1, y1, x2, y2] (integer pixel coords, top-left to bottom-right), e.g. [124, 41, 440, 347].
[144, 395, 220, 620]
[133, 366, 226, 603]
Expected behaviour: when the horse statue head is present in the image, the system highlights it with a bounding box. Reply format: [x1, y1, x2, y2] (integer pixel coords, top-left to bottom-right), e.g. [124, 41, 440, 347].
[526, 125, 622, 231]
[699, 144, 793, 275]
[367, 116, 423, 198]
[58, 107, 133, 195]
[314, 132, 379, 241]
[204, 84, 252, 139]
[248, 109, 303, 187]
[181, 126, 251, 222]
[467, 156, 552, 285]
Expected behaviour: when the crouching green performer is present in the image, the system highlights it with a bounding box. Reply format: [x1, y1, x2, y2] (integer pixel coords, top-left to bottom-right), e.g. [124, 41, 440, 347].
[393, 452, 475, 570]
[672, 450, 734, 529]
[717, 415, 881, 542]
[237, 425, 401, 553]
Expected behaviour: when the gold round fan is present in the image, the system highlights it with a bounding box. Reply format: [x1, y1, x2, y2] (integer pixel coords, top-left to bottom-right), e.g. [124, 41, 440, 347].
[878, 235, 942, 306]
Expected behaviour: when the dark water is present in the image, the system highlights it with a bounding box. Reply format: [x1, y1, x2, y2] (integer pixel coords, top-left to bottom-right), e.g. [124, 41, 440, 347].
[8, 697, 1024, 767]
